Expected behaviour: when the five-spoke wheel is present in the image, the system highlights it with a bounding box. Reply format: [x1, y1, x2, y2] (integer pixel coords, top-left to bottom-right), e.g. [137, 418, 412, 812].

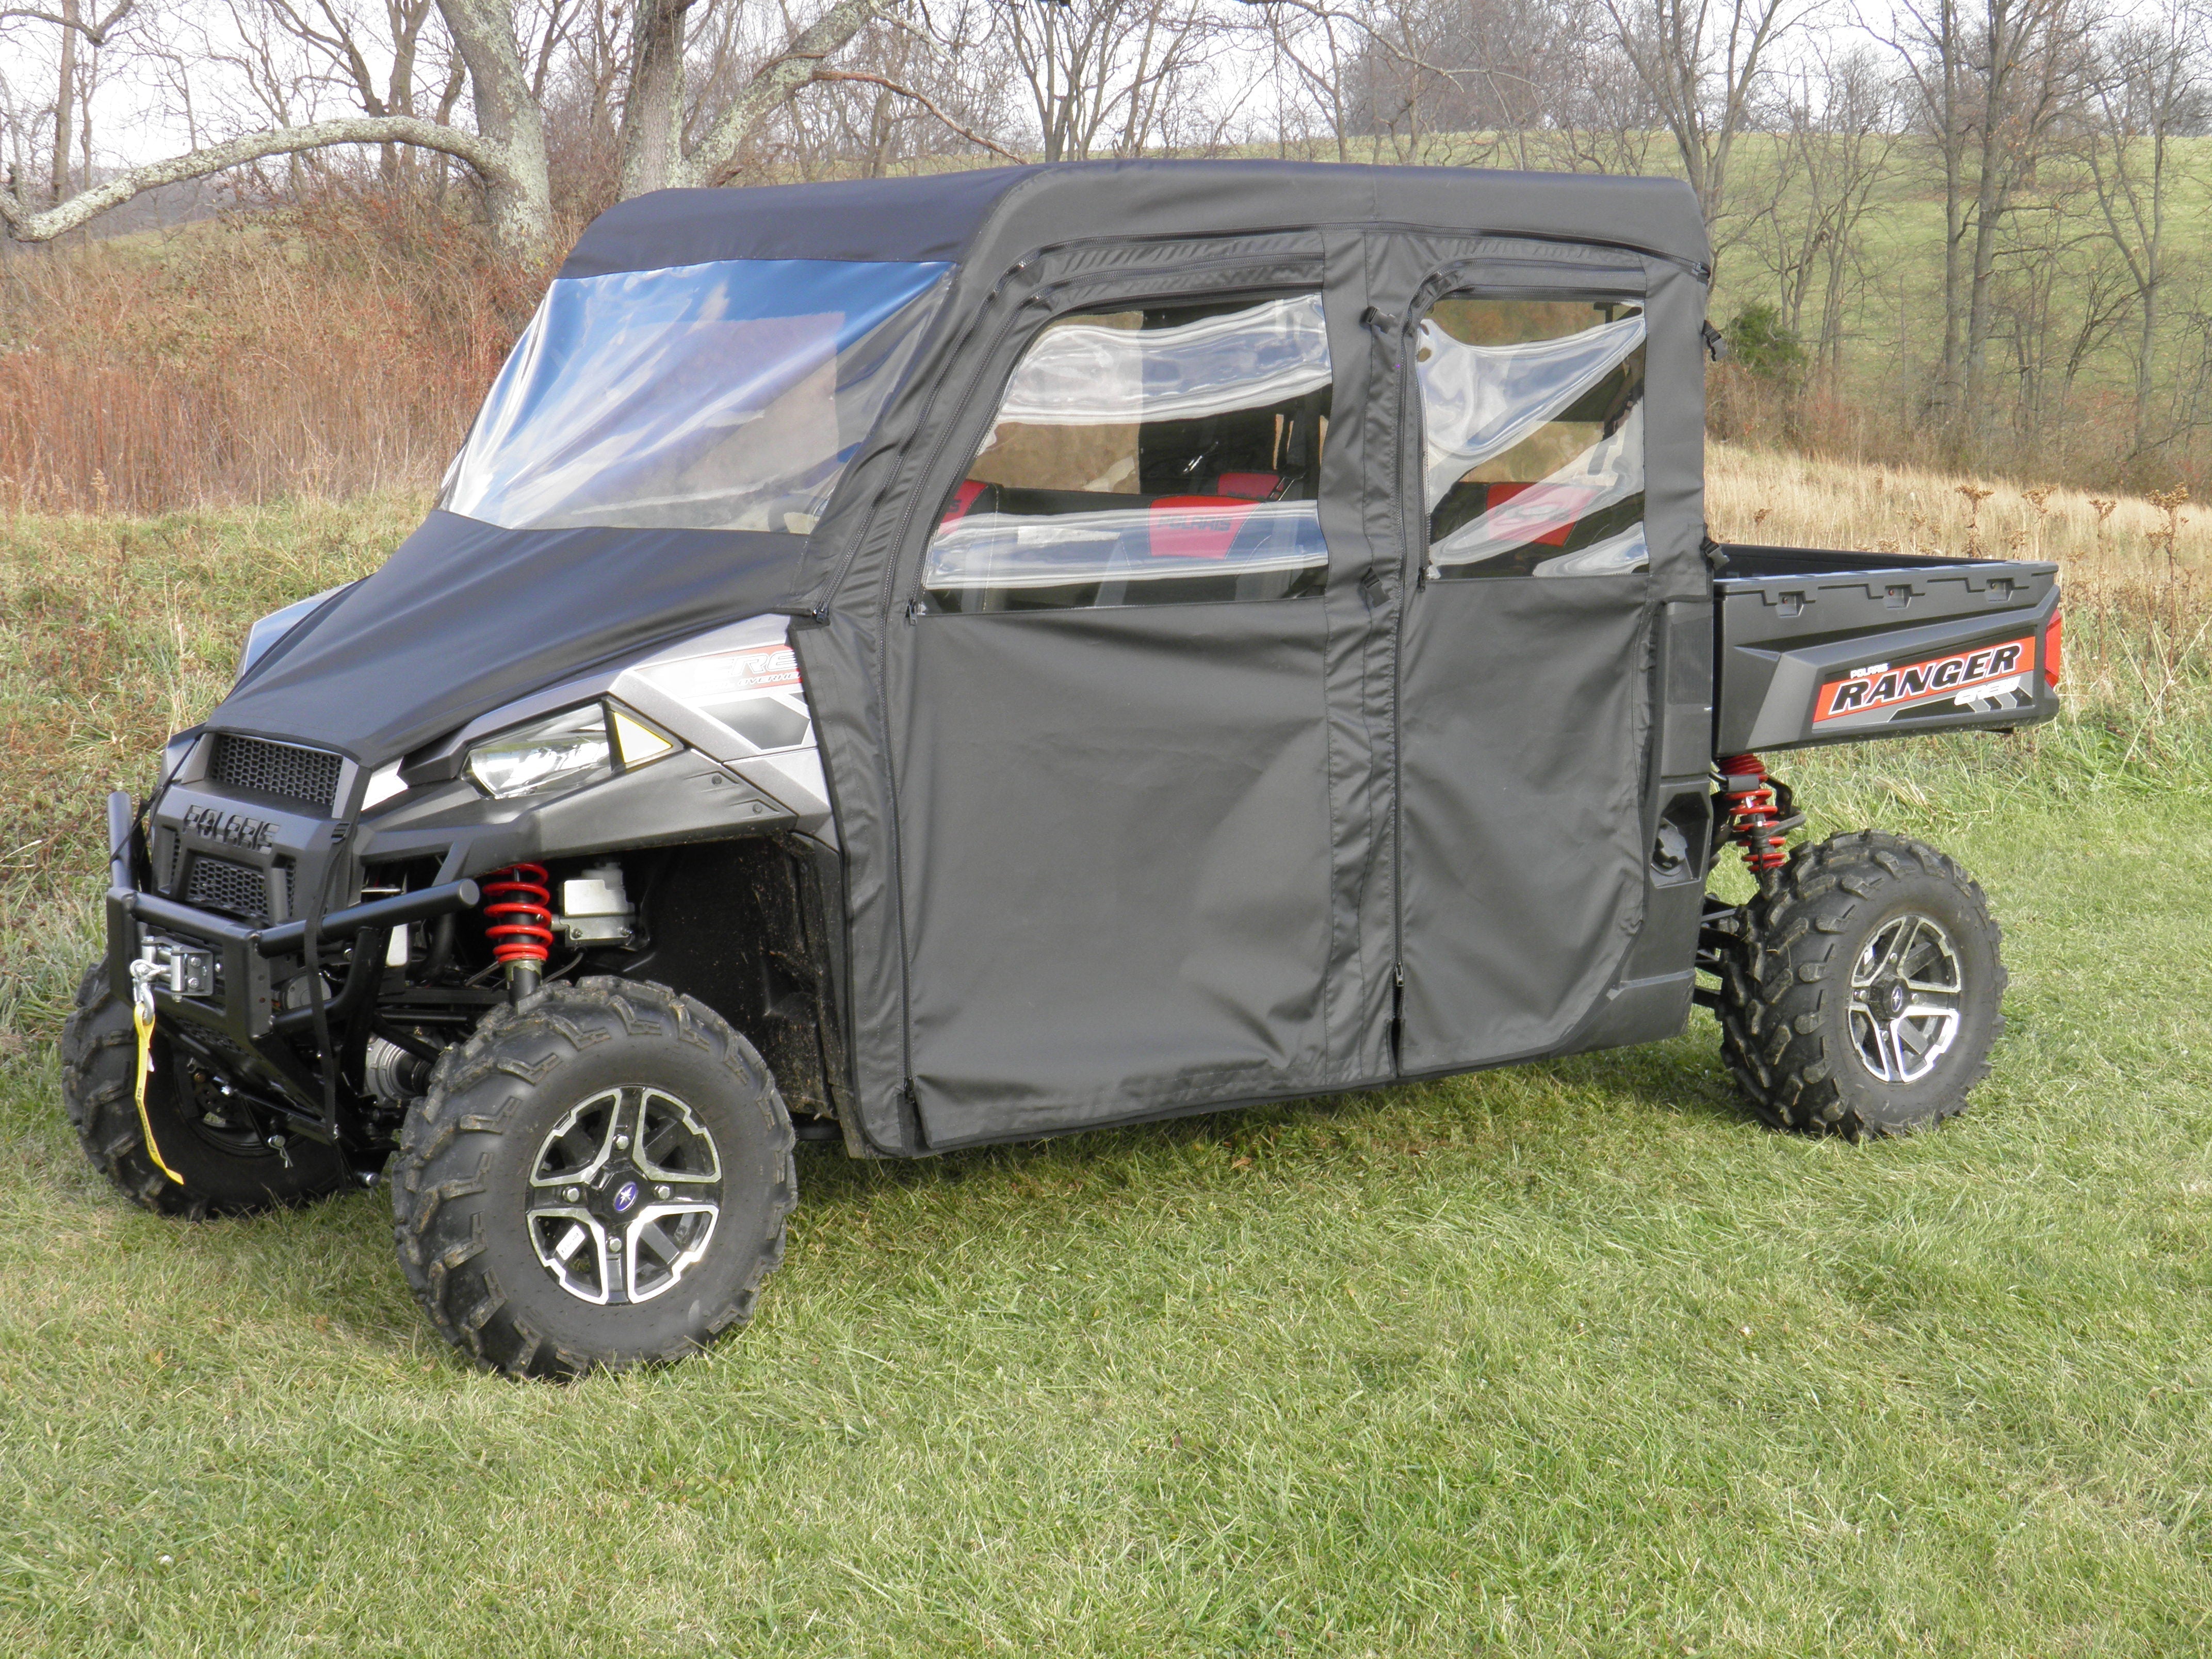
[1846, 913, 1964, 1085]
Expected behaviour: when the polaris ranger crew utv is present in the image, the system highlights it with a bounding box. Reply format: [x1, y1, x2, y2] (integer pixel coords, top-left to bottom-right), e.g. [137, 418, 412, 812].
[68, 162, 2062, 1377]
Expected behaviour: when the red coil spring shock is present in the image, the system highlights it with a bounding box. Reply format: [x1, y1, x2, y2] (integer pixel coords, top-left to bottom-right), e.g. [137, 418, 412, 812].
[481, 863, 552, 996]
[1716, 753, 1797, 880]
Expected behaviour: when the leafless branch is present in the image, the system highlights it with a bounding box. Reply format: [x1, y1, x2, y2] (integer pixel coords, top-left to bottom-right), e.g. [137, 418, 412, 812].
[0, 0, 132, 45]
[0, 112, 510, 241]
[810, 66, 1024, 157]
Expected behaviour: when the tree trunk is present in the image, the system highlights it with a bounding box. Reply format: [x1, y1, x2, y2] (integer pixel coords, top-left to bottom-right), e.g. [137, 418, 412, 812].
[671, 0, 887, 188]
[52, 0, 78, 206]
[1937, 51, 1967, 438]
[2135, 273, 2156, 456]
[617, 0, 695, 199]
[436, 0, 553, 253]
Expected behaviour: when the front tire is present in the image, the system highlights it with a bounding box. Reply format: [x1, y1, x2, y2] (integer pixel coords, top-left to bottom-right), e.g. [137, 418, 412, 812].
[1718, 832, 2007, 1138]
[60, 961, 353, 1217]
[390, 977, 796, 1378]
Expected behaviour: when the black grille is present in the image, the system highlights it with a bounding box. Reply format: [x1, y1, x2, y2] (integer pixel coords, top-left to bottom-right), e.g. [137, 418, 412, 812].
[186, 856, 270, 921]
[208, 734, 344, 811]
[157, 831, 185, 894]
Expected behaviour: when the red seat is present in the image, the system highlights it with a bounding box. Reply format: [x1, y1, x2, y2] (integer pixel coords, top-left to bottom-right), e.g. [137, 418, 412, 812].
[940, 480, 989, 525]
[1215, 471, 1283, 501]
[1478, 480, 1603, 547]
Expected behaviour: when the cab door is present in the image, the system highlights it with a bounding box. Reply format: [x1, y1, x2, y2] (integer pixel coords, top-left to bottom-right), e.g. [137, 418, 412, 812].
[881, 237, 1384, 1148]
[1388, 249, 1663, 1072]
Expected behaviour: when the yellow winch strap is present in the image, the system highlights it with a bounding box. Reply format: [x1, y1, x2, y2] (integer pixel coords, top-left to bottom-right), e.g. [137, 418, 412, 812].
[131, 985, 186, 1187]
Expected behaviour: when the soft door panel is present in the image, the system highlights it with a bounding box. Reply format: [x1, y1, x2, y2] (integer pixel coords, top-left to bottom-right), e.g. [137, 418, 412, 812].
[899, 604, 1333, 1144]
[1397, 576, 1649, 1069]
[890, 274, 1348, 1146]
[1392, 266, 1659, 1072]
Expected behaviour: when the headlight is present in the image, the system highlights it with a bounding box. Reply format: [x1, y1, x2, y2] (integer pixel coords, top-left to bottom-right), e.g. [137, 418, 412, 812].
[466, 705, 615, 799]
[236, 582, 352, 683]
[629, 642, 813, 752]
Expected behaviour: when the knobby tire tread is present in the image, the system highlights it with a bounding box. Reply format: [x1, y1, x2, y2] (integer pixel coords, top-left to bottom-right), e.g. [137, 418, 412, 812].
[1717, 831, 2006, 1140]
[388, 977, 797, 1379]
[60, 961, 349, 1217]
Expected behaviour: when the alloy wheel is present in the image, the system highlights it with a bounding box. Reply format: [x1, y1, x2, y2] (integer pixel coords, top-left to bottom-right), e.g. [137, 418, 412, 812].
[526, 1086, 724, 1305]
[1846, 912, 1964, 1085]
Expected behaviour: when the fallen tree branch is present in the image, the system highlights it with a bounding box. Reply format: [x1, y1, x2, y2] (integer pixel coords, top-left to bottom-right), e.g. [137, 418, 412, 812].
[0, 115, 511, 243]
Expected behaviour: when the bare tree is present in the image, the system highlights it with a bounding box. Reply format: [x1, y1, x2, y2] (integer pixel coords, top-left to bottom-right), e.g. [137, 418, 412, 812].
[1326, 0, 1567, 167]
[0, 0, 905, 255]
[992, 0, 1227, 161]
[1596, 0, 1800, 259]
[1248, 0, 1354, 160]
[1747, 45, 1895, 378]
[243, 0, 449, 181]
[2080, 0, 2210, 456]
[1877, 0, 2096, 442]
[767, 0, 1019, 177]
[0, 0, 136, 201]
[1541, 0, 1666, 175]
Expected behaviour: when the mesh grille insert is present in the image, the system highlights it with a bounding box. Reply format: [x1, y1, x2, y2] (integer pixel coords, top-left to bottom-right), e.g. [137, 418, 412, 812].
[185, 856, 269, 921]
[208, 735, 344, 811]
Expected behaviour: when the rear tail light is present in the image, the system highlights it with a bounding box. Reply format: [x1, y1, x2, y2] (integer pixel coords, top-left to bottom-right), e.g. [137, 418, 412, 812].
[2044, 611, 2063, 687]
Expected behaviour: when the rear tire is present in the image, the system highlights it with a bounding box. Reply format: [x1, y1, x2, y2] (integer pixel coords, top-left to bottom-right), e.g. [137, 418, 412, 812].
[60, 961, 353, 1217]
[390, 977, 796, 1379]
[1717, 832, 2007, 1138]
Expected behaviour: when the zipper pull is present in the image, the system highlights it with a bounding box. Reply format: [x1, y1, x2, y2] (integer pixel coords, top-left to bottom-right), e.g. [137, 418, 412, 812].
[1362, 306, 1405, 369]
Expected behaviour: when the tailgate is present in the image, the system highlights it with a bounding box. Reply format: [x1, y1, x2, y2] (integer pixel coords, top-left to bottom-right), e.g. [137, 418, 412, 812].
[1714, 544, 2060, 754]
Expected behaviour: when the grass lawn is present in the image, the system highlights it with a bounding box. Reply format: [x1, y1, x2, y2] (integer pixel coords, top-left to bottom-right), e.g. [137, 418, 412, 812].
[2, 489, 2209, 1654]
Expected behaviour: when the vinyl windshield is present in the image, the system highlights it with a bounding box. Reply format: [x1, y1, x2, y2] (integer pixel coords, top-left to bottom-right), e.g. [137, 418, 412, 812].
[441, 257, 951, 533]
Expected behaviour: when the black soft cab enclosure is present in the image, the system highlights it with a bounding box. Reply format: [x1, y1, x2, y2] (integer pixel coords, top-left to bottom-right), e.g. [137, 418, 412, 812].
[76, 161, 2061, 1376]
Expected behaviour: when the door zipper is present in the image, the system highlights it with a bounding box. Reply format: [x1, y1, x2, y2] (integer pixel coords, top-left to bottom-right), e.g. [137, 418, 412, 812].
[1389, 962, 1406, 1072]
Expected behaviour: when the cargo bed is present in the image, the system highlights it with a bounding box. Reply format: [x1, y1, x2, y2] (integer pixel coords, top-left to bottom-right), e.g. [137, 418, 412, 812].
[1712, 542, 2061, 754]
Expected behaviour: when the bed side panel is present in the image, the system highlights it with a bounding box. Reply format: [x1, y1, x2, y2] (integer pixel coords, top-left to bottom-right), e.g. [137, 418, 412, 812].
[1715, 554, 2059, 754]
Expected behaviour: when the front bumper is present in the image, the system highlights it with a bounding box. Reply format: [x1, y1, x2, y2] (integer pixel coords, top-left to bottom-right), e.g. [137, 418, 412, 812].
[105, 791, 479, 1138]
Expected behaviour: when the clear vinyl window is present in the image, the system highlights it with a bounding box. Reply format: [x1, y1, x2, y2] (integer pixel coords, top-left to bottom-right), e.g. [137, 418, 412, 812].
[920, 294, 1333, 613]
[1418, 297, 1646, 580]
[441, 257, 950, 534]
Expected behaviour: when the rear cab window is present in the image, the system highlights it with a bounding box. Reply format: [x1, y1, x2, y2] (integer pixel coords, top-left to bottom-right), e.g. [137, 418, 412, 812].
[1418, 296, 1647, 580]
[921, 294, 1333, 613]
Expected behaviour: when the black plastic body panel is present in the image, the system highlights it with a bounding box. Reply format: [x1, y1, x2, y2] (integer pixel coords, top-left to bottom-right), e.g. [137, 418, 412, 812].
[1713, 543, 2060, 754]
[356, 750, 794, 882]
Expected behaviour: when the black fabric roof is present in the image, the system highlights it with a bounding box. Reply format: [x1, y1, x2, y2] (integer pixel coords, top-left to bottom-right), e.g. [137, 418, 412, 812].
[557, 167, 1040, 275]
[557, 161, 1708, 281]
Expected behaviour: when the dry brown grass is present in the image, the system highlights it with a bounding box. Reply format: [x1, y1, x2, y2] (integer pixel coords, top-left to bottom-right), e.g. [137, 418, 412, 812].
[0, 190, 554, 516]
[1708, 443, 2210, 740]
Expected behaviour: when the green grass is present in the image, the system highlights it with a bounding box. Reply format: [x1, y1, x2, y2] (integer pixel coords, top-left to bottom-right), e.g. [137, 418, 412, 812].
[3, 499, 2211, 1654]
[1347, 128, 2212, 484]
